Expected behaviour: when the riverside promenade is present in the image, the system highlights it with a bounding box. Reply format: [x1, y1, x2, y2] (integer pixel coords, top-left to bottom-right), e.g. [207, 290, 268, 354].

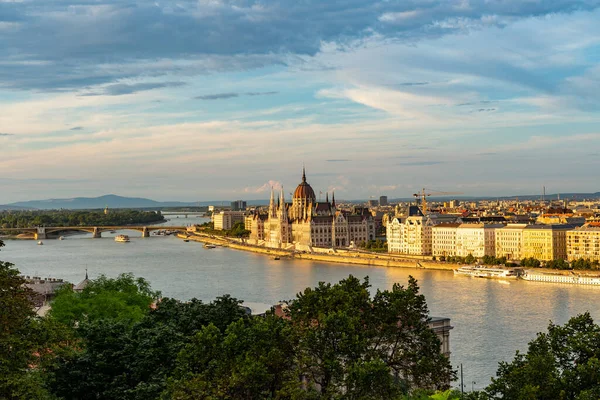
[178, 232, 458, 271]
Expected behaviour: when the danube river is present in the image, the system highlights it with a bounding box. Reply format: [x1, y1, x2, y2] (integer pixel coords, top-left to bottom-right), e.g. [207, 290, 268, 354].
[2, 214, 599, 390]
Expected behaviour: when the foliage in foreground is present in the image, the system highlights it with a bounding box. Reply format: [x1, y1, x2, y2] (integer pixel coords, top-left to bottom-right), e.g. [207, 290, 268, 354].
[49, 273, 161, 327]
[485, 312, 600, 400]
[5, 234, 600, 399]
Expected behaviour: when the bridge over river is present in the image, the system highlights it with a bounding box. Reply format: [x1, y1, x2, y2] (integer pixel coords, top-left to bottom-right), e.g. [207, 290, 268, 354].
[2, 226, 190, 239]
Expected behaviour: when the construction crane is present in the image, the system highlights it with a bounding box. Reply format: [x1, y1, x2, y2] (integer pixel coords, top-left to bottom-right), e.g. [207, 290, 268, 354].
[412, 188, 464, 214]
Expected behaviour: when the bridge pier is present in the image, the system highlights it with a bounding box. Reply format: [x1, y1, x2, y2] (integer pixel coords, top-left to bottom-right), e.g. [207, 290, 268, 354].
[92, 227, 101, 238]
[35, 227, 47, 240]
[142, 227, 149, 238]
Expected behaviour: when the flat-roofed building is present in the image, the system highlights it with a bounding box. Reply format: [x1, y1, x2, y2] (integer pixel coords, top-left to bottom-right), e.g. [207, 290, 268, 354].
[213, 210, 246, 230]
[495, 224, 528, 260]
[522, 224, 572, 261]
[456, 223, 503, 258]
[230, 200, 247, 211]
[567, 223, 600, 262]
[432, 223, 460, 258]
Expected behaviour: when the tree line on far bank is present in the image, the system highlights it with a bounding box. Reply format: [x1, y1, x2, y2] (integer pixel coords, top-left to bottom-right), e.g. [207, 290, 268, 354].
[0, 210, 165, 230]
[2, 237, 600, 399]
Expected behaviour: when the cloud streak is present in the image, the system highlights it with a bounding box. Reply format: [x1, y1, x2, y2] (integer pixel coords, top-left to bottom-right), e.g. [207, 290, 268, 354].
[195, 91, 278, 100]
[81, 82, 186, 96]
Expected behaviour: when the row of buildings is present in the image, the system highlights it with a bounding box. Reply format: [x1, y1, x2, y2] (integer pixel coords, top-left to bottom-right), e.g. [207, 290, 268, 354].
[386, 211, 600, 262]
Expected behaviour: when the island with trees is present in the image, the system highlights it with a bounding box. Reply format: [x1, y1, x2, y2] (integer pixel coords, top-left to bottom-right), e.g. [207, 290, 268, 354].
[0, 210, 165, 236]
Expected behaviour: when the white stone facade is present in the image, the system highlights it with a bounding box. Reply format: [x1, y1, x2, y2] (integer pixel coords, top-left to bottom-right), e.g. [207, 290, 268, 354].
[495, 224, 528, 260]
[455, 223, 501, 258]
[213, 211, 246, 230]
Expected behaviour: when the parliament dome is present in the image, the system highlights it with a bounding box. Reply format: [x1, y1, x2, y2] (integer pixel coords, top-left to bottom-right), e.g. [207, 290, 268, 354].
[293, 168, 316, 201]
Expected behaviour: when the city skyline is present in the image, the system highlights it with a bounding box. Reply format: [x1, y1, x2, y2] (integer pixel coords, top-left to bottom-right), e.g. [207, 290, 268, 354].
[2, 1, 600, 203]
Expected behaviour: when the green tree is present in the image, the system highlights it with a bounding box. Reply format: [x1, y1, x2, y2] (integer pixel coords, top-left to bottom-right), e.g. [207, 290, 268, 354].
[464, 254, 476, 265]
[0, 240, 35, 398]
[46, 295, 248, 400]
[0, 240, 65, 399]
[546, 259, 571, 270]
[288, 275, 455, 397]
[521, 257, 541, 268]
[485, 312, 600, 399]
[49, 273, 161, 327]
[166, 315, 300, 399]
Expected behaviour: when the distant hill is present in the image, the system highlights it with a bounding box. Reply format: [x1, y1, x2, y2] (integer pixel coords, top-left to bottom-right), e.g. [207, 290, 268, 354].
[6, 194, 199, 210]
[6, 191, 599, 211]
[0, 204, 32, 211]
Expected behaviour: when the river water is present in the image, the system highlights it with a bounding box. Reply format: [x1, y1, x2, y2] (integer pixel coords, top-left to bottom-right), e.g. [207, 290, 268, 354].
[2, 214, 599, 390]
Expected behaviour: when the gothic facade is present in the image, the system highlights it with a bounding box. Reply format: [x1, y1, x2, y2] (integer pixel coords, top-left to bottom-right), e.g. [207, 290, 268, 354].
[249, 169, 376, 250]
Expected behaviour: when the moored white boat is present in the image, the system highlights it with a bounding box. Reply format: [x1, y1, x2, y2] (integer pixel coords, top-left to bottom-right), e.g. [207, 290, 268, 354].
[115, 234, 130, 243]
[521, 270, 600, 285]
[454, 265, 522, 279]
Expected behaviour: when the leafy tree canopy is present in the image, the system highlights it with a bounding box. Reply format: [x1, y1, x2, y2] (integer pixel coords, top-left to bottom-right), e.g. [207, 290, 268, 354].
[46, 295, 247, 400]
[49, 273, 161, 327]
[287, 275, 455, 398]
[486, 312, 600, 400]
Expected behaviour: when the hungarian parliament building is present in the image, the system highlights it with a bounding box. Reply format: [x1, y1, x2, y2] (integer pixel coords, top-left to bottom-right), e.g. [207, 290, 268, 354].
[248, 169, 376, 250]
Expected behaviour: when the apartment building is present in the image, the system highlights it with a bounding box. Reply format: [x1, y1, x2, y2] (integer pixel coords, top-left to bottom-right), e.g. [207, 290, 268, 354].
[566, 223, 600, 262]
[495, 224, 528, 260]
[522, 224, 572, 261]
[432, 223, 460, 258]
[386, 206, 433, 255]
[455, 223, 502, 258]
[213, 210, 246, 230]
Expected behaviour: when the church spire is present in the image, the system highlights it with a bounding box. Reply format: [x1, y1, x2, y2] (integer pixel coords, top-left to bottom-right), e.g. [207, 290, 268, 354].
[302, 165, 306, 183]
[332, 191, 336, 208]
[269, 187, 276, 217]
[326, 192, 329, 203]
[279, 186, 287, 221]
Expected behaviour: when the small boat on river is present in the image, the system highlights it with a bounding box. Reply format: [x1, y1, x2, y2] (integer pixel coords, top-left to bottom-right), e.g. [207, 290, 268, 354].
[37, 241, 44, 245]
[454, 265, 522, 279]
[115, 234, 130, 243]
[204, 244, 216, 249]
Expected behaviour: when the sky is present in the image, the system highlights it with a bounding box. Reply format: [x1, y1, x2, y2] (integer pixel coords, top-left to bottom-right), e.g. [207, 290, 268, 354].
[2, 0, 600, 203]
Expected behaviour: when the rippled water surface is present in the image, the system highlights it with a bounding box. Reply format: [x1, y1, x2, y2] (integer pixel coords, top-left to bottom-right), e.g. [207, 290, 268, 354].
[3, 214, 599, 390]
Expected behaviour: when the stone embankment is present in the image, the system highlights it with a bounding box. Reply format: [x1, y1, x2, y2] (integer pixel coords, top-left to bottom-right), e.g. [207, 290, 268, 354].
[177, 232, 457, 271]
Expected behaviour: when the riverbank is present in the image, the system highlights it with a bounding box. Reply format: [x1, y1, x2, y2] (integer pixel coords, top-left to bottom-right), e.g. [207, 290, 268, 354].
[178, 232, 457, 271]
[178, 232, 600, 276]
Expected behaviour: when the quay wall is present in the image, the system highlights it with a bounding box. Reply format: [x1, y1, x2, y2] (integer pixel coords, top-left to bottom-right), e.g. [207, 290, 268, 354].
[179, 233, 456, 271]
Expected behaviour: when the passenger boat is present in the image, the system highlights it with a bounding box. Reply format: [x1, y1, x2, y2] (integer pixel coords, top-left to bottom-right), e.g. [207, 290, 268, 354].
[114, 234, 130, 243]
[453, 265, 522, 279]
[37, 241, 44, 245]
[521, 270, 600, 286]
[59, 236, 65, 240]
[204, 244, 216, 249]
